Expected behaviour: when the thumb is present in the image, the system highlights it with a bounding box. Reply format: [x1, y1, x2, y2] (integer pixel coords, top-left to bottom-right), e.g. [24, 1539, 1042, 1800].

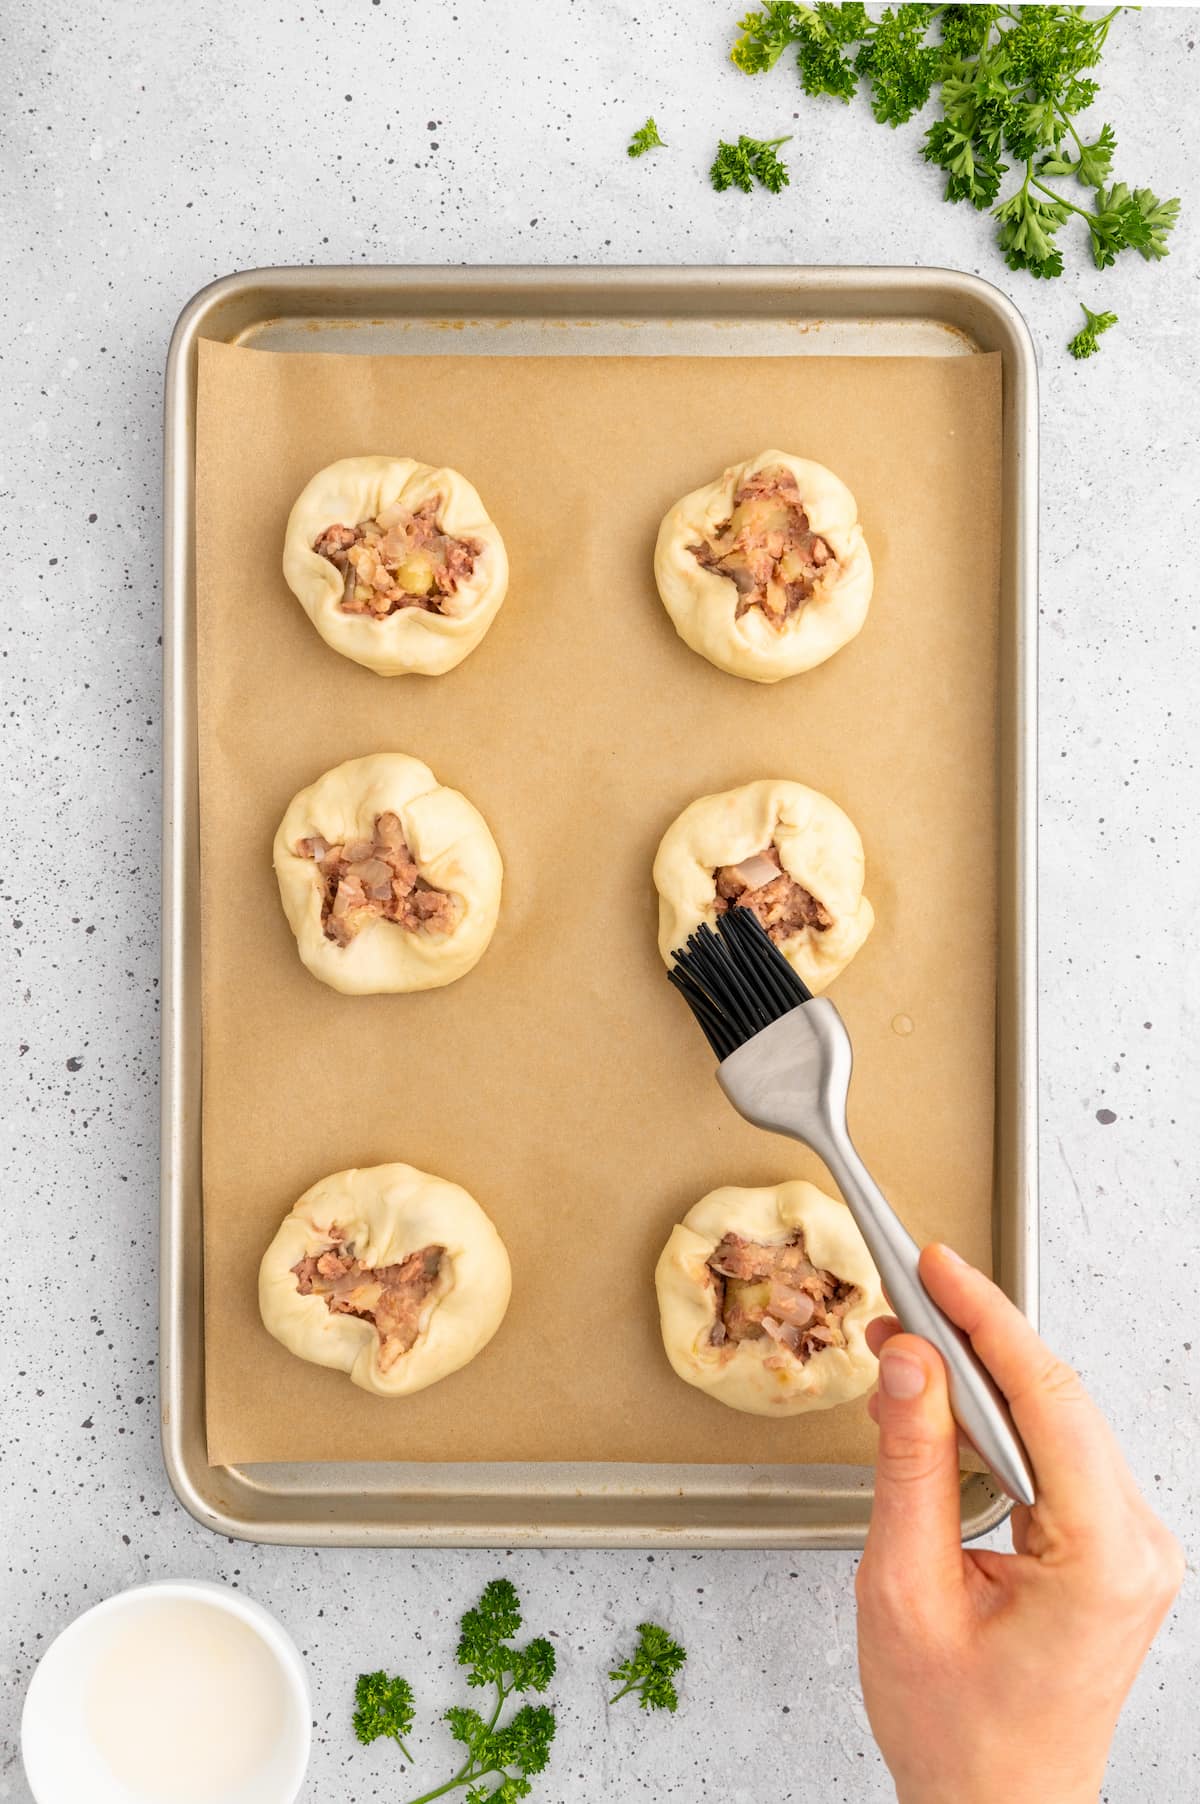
[862, 1333, 965, 1601]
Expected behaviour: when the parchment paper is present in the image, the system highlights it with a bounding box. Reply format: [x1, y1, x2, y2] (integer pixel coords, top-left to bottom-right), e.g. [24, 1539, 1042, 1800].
[196, 338, 1001, 1467]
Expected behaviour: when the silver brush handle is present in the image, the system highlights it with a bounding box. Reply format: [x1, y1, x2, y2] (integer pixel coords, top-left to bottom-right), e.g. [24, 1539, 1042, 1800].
[818, 1129, 1036, 1507]
[714, 996, 1037, 1508]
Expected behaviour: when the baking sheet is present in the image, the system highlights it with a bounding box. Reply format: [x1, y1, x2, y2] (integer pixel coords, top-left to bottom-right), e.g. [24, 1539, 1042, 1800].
[196, 338, 1001, 1468]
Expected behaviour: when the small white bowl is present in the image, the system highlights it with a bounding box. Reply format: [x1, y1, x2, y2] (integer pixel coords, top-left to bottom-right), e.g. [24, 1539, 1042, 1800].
[21, 1579, 311, 1804]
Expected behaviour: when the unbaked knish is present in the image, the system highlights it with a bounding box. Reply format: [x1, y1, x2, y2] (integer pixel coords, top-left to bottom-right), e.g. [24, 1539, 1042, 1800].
[653, 777, 873, 994]
[273, 752, 502, 995]
[283, 455, 508, 676]
[655, 1180, 882, 1415]
[259, 1162, 512, 1398]
[654, 449, 872, 682]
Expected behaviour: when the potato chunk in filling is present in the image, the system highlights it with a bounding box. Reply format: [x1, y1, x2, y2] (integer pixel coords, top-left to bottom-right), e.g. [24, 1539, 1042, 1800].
[292, 1237, 446, 1373]
[297, 810, 456, 947]
[713, 845, 833, 944]
[314, 497, 479, 618]
[688, 465, 837, 628]
[707, 1231, 858, 1360]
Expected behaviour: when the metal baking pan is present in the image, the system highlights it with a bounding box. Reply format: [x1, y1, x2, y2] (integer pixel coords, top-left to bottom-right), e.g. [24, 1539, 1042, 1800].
[162, 265, 1037, 1547]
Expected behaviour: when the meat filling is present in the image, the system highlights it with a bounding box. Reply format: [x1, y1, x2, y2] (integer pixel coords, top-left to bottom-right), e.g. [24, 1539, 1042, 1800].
[293, 1238, 446, 1373]
[713, 845, 833, 944]
[297, 809, 456, 947]
[688, 464, 837, 628]
[314, 497, 479, 618]
[707, 1231, 858, 1361]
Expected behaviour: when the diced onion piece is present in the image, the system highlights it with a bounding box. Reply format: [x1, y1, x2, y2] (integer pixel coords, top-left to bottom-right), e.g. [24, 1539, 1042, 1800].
[728, 850, 782, 890]
[761, 1315, 801, 1351]
[767, 1283, 816, 1328]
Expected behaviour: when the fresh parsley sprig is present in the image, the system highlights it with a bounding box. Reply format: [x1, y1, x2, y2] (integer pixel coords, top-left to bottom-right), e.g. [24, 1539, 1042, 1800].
[423, 1580, 555, 1804]
[354, 1670, 415, 1759]
[628, 116, 666, 157]
[728, 4, 1179, 290]
[354, 1579, 557, 1804]
[1068, 300, 1118, 359]
[710, 133, 793, 193]
[608, 1622, 687, 1713]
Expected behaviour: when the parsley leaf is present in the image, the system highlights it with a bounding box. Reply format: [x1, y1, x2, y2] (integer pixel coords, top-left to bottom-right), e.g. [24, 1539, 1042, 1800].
[993, 176, 1068, 279]
[1094, 182, 1180, 262]
[353, 1670, 415, 1759]
[455, 1578, 555, 1695]
[730, 2, 809, 75]
[798, 3, 865, 99]
[940, 4, 998, 59]
[608, 1622, 688, 1713]
[731, 1, 863, 96]
[627, 117, 666, 157]
[853, 4, 941, 127]
[924, 118, 1005, 210]
[445, 1697, 555, 1802]
[1068, 301, 1118, 360]
[710, 133, 792, 193]
[1040, 120, 1115, 188]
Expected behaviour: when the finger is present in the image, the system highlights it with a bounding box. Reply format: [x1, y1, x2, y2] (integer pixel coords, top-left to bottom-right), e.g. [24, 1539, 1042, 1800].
[866, 1314, 902, 1357]
[969, 1545, 1037, 1589]
[918, 1244, 1135, 1520]
[862, 1332, 965, 1602]
[867, 1388, 976, 1458]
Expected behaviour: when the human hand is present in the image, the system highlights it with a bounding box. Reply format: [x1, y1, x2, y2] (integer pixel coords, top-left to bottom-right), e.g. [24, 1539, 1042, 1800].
[855, 1243, 1184, 1804]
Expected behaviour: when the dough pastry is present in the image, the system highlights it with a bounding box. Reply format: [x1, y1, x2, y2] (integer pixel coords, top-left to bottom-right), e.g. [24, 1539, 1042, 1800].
[654, 449, 872, 682]
[653, 778, 873, 994]
[283, 455, 508, 676]
[259, 1162, 512, 1398]
[655, 1180, 882, 1415]
[273, 753, 502, 995]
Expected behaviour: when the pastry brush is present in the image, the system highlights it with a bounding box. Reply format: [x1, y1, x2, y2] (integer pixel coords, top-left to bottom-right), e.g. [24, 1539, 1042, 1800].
[667, 908, 1036, 1508]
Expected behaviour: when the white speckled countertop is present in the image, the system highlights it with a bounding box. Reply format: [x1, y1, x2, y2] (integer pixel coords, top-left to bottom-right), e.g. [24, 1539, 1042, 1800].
[2, 4, 1197, 1799]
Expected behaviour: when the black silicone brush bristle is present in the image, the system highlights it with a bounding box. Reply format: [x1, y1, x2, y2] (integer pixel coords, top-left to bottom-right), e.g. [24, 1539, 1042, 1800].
[666, 907, 813, 1060]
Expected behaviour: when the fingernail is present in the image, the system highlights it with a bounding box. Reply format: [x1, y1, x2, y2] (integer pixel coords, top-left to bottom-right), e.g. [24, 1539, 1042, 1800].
[880, 1352, 927, 1399]
[934, 1243, 965, 1264]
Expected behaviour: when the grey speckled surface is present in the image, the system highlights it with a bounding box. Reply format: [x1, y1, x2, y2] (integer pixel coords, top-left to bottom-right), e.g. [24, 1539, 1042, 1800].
[2, 4, 1198, 1800]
